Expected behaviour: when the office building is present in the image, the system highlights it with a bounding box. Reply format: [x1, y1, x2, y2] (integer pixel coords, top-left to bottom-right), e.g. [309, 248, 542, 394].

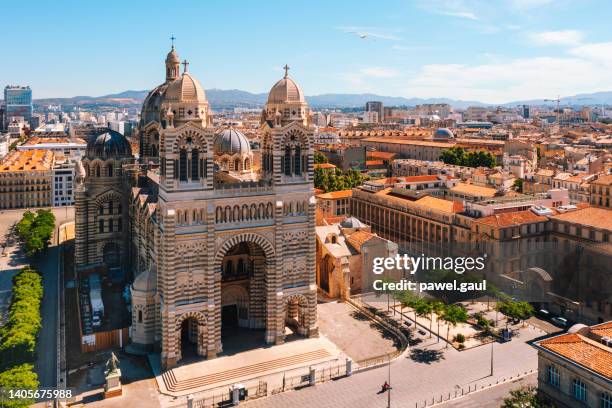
[365, 101, 384, 123]
[4, 85, 33, 128]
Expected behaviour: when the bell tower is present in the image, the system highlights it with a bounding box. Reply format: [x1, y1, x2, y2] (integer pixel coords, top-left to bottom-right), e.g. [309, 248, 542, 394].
[165, 36, 180, 82]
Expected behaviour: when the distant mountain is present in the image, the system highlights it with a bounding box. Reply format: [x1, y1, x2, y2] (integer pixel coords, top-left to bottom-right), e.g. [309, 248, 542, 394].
[31, 89, 612, 110]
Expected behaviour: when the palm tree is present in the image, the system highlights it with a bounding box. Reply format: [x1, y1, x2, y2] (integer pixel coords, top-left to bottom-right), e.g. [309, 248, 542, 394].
[397, 290, 417, 322]
[440, 304, 468, 348]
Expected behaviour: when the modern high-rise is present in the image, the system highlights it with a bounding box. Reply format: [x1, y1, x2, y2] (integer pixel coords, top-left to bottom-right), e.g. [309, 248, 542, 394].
[4, 85, 33, 128]
[365, 101, 384, 123]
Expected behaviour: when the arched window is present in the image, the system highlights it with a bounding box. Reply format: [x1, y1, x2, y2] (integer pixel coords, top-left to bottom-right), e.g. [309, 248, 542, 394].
[117, 217, 122, 232]
[234, 158, 241, 172]
[294, 145, 301, 175]
[108, 219, 114, 232]
[179, 149, 188, 181]
[95, 165, 100, 177]
[138, 310, 143, 323]
[284, 146, 291, 176]
[99, 218, 104, 233]
[108, 164, 113, 177]
[191, 149, 199, 181]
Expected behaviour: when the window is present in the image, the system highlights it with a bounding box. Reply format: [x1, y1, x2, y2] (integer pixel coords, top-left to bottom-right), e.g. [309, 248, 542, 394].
[602, 392, 612, 408]
[191, 149, 199, 181]
[98, 219, 104, 233]
[117, 218, 122, 232]
[108, 219, 114, 233]
[179, 149, 188, 181]
[572, 378, 587, 402]
[108, 165, 113, 177]
[294, 145, 301, 175]
[138, 310, 143, 323]
[284, 146, 291, 176]
[547, 365, 560, 388]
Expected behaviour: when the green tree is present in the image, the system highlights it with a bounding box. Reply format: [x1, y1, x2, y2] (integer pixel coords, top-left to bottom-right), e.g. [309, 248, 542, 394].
[415, 300, 434, 337]
[15, 210, 55, 257]
[439, 147, 465, 166]
[513, 178, 523, 193]
[440, 304, 468, 348]
[0, 364, 39, 408]
[440, 147, 496, 168]
[501, 386, 550, 408]
[430, 301, 445, 342]
[314, 151, 328, 164]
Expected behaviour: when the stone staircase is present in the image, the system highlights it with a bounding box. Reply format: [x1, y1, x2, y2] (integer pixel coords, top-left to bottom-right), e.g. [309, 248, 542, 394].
[162, 348, 331, 392]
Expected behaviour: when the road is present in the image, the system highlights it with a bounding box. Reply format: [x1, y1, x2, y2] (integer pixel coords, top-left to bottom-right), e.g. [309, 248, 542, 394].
[0, 207, 74, 391]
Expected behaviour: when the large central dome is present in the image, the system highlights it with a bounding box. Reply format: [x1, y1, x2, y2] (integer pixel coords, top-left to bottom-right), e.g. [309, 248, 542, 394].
[267, 73, 305, 104]
[165, 72, 206, 103]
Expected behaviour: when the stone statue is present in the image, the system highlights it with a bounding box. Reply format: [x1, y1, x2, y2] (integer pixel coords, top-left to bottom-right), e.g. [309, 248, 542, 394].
[105, 352, 120, 376]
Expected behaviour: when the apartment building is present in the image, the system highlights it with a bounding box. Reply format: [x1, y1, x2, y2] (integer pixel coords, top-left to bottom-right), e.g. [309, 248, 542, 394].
[0, 149, 53, 209]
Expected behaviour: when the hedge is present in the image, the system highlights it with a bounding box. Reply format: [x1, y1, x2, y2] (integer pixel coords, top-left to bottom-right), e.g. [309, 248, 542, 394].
[0, 364, 39, 408]
[15, 210, 55, 257]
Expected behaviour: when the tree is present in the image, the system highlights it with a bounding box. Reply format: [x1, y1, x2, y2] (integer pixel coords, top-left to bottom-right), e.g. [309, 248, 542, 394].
[513, 178, 523, 193]
[439, 147, 465, 166]
[440, 304, 468, 348]
[314, 151, 328, 164]
[496, 301, 534, 328]
[415, 300, 434, 337]
[501, 386, 550, 408]
[395, 290, 417, 321]
[439, 147, 496, 168]
[15, 210, 55, 257]
[430, 301, 445, 342]
[0, 364, 39, 408]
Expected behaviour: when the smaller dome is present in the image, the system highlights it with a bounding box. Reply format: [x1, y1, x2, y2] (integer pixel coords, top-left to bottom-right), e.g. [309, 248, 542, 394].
[166, 72, 207, 102]
[213, 129, 251, 156]
[340, 217, 366, 229]
[86, 129, 132, 159]
[267, 75, 305, 104]
[132, 268, 156, 293]
[434, 128, 454, 139]
[568, 323, 588, 334]
[166, 46, 180, 64]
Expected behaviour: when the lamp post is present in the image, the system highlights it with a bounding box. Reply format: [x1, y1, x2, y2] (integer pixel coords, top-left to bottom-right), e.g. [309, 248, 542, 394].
[387, 354, 392, 408]
[490, 340, 494, 377]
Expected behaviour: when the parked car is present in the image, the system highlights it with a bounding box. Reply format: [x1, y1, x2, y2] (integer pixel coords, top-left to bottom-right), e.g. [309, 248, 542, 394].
[538, 309, 550, 318]
[418, 329, 427, 336]
[551, 317, 568, 327]
[403, 320, 412, 327]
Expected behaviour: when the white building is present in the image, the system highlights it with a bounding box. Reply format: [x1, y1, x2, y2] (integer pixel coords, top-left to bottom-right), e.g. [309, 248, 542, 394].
[52, 160, 76, 206]
[0, 134, 9, 158]
[362, 111, 379, 124]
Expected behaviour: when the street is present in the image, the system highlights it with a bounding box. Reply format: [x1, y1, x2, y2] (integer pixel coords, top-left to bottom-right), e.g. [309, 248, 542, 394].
[0, 207, 74, 391]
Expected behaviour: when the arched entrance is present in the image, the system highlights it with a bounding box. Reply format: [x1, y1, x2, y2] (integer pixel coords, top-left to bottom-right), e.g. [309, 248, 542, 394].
[215, 234, 275, 354]
[284, 295, 309, 337]
[176, 312, 206, 363]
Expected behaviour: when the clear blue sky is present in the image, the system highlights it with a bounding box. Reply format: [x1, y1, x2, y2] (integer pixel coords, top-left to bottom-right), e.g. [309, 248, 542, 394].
[4, 0, 612, 103]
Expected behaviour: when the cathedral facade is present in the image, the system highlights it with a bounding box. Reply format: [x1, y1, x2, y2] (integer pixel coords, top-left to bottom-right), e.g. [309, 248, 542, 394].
[75, 46, 318, 369]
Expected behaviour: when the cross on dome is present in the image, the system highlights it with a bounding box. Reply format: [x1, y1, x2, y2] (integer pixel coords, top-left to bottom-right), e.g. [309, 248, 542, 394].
[182, 59, 189, 73]
[283, 64, 290, 78]
[170, 35, 176, 49]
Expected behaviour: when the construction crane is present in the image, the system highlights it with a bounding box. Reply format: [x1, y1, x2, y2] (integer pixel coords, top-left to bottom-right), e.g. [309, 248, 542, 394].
[544, 96, 562, 123]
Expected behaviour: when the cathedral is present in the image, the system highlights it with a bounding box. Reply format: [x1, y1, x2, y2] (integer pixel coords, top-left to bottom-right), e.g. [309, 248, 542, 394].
[74, 45, 318, 369]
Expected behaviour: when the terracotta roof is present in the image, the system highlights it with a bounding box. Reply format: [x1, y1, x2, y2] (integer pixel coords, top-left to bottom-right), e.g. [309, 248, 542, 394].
[346, 230, 376, 251]
[539, 333, 612, 379]
[403, 175, 440, 183]
[475, 210, 548, 228]
[366, 160, 385, 166]
[367, 151, 397, 160]
[314, 163, 336, 169]
[0, 149, 54, 172]
[592, 174, 612, 186]
[551, 207, 612, 232]
[591, 322, 612, 338]
[317, 190, 353, 200]
[415, 196, 463, 213]
[450, 182, 497, 198]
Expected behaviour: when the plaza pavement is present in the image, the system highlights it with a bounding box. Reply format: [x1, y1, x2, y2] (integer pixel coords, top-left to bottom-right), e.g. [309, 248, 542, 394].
[243, 320, 545, 408]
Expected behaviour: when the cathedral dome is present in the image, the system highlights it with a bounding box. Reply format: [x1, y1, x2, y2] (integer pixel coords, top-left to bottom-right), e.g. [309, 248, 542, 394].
[86, 129, 132, 159]
[140, 83, 169, 125]
[213, 129, 251, 155]
[267, 69, 305, 104]
[165, 72, 207, 103]
[434, 128, 454, 139]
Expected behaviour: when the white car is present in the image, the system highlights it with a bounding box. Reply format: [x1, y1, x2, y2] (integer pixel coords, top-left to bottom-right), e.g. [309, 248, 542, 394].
[551, 317, 568, 327]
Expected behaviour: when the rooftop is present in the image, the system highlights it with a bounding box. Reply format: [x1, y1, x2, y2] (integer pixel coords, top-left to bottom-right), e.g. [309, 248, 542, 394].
[475, 209, 548, 228]
[314, 163, 336, 169]
[345, 230, 376, 252]
[415, 196, 463, 213]
[592, 174, 612, 186]
[450, 182, 497, 198]
[551, 206, 612, 231]
[538, 326, 612, 380]
[361, 137, 455, 148]
[0, 149, 54, 172]
[317, 190, 353, 200]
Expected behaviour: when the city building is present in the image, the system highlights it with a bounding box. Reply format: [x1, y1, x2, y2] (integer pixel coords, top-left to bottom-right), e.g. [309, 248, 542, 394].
[361, 138, 454, 161]
[0, 149, 53, 209]
[75, 47, 318, 369]
[316, 189, 352, 224]
[52, 159, 76, 206]
[590, 174, 612, 209]
[17, 137, 87, 161]
[316, 217, 399, 299]
[362, 111, 379, 124]
[0, 133, 9, 158]
[3, 85, 32, 128]
[365, 101, 384, 123]
[534, 322, 612, 408]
